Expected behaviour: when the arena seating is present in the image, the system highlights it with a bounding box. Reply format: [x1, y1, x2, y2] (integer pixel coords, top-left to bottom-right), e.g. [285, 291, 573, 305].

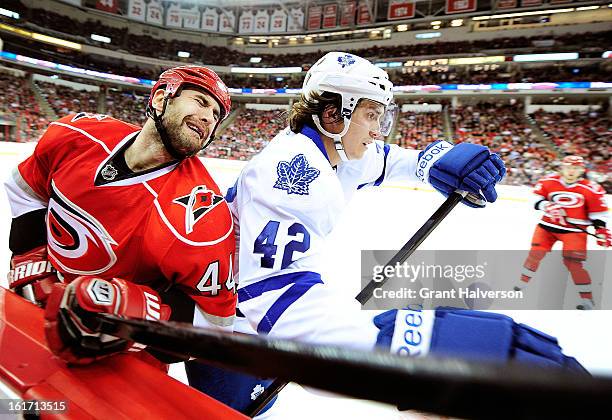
[532, 109, 611, 174]
[393, 111, 445, 150]
[105, 89, 148, 126]
[0, 71, 49, 142]
[36, 81, 99, 117]
[203, 108, 286, 160]
[451, 102, 558, 186]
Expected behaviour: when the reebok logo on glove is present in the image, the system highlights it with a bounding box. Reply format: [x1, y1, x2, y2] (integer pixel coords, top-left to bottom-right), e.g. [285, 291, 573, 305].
[416, 141, 452, 183]
[391, 304, 435, 357]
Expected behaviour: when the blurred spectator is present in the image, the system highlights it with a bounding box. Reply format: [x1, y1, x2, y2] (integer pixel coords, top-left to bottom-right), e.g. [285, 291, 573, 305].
[0, 70, 49, 142]
[37, 81, 99, 117]
[203, 108, 286, 160]
[451, 102, 558, 186]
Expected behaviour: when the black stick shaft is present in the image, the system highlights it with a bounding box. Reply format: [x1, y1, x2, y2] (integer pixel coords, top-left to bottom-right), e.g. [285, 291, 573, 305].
[356, 191, 464, 304]
[94, 314, 612, 420]
[243, 378, 287, 417]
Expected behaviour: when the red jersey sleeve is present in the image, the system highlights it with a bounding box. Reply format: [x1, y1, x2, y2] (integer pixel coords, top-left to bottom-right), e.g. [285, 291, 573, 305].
[584, 181, 608, 222]
[159, 240, 237, 330]
[532, 178, 550, 200]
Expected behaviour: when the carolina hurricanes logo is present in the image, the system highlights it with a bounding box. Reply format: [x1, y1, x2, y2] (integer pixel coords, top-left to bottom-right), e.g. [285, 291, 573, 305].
[172, 186, 224, 234]
[549, 191, 585, 209]
[47, 181, 117, 275]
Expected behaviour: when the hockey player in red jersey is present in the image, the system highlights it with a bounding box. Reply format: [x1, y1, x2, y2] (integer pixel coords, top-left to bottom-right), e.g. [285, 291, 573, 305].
[516, 155, 610, 309]
[4, 66, 237, 364]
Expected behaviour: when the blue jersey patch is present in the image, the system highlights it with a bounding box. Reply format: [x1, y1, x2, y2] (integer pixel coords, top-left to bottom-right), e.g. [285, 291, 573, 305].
[273, 154, 320, 196]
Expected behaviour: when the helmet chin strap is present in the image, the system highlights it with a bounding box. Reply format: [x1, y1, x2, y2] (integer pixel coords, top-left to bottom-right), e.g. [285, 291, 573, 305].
[146, 96, 186, 161]
[312, 114, 352, 162]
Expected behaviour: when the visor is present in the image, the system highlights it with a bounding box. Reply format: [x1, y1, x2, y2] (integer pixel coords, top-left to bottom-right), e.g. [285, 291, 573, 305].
[379, 102, 398, 136]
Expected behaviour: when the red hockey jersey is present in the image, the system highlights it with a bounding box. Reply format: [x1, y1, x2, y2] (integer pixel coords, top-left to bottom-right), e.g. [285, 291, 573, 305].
[533, 174, 608, 232]
[7, 113, 236, 328]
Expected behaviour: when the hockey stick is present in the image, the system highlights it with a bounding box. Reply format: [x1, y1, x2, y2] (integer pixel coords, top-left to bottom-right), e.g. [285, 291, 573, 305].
[93, 313, 612, 419]
[566, 221, 601, 239]
[356, 190, 467, 304]
[246, 191, 467, 416]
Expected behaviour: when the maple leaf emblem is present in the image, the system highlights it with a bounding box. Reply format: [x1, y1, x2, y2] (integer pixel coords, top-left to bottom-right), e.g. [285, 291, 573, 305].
[337, 54, 356, 68]
[273, 154, 320, 196]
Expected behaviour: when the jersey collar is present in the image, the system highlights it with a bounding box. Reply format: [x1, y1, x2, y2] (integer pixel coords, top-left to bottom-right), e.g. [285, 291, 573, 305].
[300, 124, 330, 163]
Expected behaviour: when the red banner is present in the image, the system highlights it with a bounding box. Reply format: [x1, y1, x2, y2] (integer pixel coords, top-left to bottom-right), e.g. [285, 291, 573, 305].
[340, 1, 356, 26]
[496, 0, 517, 9]
[521, 0, 542, 6]
[96, 0, 118, 13]
[322, 4, 338, 28]
[445, 0, 477, 14]
[308, 5, 322, 30]
[388, 0, 415, 20]
[357, 1, 373, 25]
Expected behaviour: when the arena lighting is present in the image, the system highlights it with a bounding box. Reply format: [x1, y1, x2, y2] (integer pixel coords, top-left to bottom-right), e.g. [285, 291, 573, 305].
[416, 32, 441, 39]
[249, 57, 262, 63]
[0, 23, 81, 50]
[177, 51, 190, 58]
[472, 8, 575, 20]
[576, 5, 601, 10]
[450, 19, 463, 26]
[230, 66, 302, 74]
[90, 34, 111, 44]
[0, 8, 19, 19]
[603, 51, 611, 58]
[430, 20, 442, 25]
[449, 56, 505, 65]
[397, 24, 408, 31]
[513, 52, 579, 62]
[31, 33, 81, 50]
[432, 25, 441, 29]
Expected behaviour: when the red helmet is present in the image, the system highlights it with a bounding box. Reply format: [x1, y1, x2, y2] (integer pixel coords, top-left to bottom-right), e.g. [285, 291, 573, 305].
[148, 65, 231, 121]
[562, 155, 585, 167]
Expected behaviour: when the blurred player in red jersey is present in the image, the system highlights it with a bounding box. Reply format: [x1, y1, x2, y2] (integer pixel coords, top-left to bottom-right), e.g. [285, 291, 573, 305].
[4, 66, 237, 364]
[515, 155, 610, 309]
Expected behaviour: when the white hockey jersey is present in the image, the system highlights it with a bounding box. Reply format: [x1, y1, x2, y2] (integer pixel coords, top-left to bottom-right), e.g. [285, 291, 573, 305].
[227, 125, 421, 350]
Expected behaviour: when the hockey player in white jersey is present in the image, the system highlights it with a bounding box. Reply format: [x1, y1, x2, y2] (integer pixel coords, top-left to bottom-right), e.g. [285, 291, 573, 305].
[186, 52, 585, 415]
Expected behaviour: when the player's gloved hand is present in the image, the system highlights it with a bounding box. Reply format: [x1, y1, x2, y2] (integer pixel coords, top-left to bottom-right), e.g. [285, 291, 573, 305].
[373, 305, 588, 374]
[416, 140, 506, 208]
[595, 227, 611, 247]
[8, 245, 59, 306]
[542, 202, 567, 226]
[44, 276, 171, 365]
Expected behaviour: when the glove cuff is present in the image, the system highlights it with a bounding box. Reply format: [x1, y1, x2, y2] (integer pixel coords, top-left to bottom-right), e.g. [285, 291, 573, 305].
[390, 306, 436, 357]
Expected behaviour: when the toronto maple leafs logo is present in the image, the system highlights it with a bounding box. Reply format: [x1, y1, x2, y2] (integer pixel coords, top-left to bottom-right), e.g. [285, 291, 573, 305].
[173, 185, 224, 234]
[251, 384, 265, 400]
[274, 154, 320, 196]
[337, 54, 356, 68]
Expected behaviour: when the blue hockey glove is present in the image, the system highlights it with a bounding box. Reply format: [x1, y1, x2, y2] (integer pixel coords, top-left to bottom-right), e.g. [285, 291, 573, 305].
[416, 140, 506, 208]
[373, 306, 587, 374]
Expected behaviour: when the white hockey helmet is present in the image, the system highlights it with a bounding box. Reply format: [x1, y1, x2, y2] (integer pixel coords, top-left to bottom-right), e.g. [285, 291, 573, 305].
[302, 52, 396, 161]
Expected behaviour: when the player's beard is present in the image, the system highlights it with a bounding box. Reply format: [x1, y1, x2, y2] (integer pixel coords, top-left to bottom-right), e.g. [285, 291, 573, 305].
[161, 105, 209, 159]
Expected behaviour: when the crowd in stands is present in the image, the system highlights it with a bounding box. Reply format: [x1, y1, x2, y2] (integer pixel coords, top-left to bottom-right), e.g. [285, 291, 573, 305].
[37, 81, 99, 117]
[0, 70, 49, 142]
[532, 109, 611, 175]
[4, 1, 611, 68]
[105, 89, 148, 126]
[203, 108, 286, 160]
[451, 102, 558, 186]
[393, 111, 445, 150]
